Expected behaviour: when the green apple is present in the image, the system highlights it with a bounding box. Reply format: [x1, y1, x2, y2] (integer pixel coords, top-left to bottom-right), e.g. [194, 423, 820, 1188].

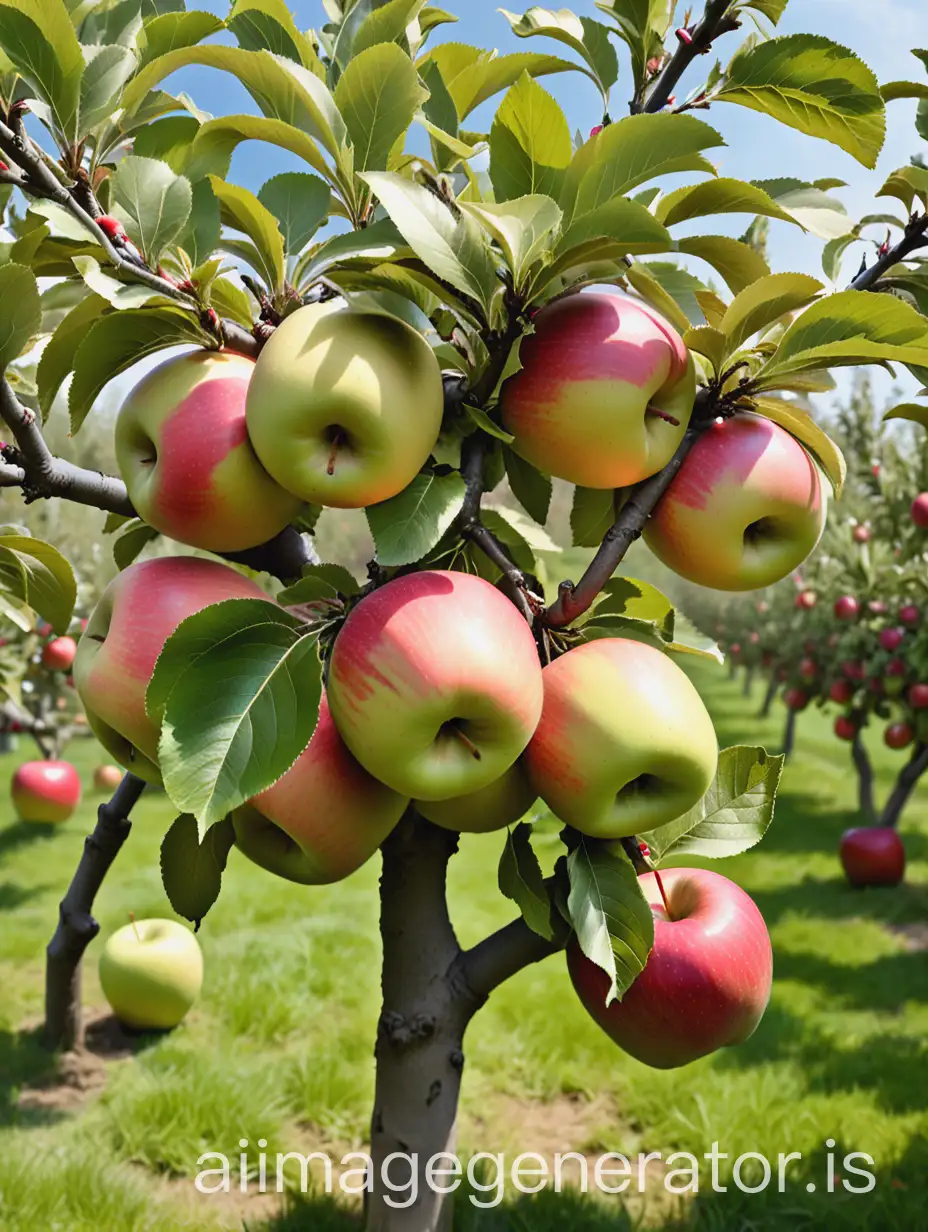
[245, 302, 444, 508]
[643, 412, 827, 591]
[500, 293, 696, 488]
[524, 638, 718, 837]
[232, 694, 407, 883]
[99, 918, 203, 1030]
[415, 760, 536, 833]
[115, 350, 302, 551]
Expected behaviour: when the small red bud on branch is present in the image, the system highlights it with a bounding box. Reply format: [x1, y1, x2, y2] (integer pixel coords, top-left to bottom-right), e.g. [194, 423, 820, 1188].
[676, 27, 694, 45]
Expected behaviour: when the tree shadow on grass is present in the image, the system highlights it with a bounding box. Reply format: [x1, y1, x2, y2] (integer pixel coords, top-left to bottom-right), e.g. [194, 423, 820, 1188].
[0, 819, 57, 860]
[0, 879, 46, 912]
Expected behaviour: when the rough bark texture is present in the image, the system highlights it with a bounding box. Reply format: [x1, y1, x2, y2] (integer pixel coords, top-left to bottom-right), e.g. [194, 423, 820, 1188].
[880, 742, 928, 828]
[44, 774, 146, 1050]
[851, 735, 877, 824]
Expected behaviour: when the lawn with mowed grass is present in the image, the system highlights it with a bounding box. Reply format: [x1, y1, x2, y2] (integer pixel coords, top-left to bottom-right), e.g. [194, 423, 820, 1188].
[0, 663, 926, 1231]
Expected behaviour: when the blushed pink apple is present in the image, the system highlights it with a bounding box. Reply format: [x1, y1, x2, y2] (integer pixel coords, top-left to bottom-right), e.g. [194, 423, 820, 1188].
[523, 639, 717, 838]
[115, 351, 302, 551]
[500, 293, 696, 488]
[415, 760, 537, 833]
[41, 636, 77, 671]
[12, 760, 81, 823]
[834, 595, 859, 620]
[73, 557, 266, 782]
[232, 694, 407, 884]
[911, 493, 928, 528]
[93, 764, 125, 792]
[643, 414, 826, 591]
[327, 571, 543, 801]
[568, 868, 772, 1068]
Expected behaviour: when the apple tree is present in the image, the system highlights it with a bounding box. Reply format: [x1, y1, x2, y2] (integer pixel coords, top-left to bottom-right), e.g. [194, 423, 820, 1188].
[0, 2, 927, 1228]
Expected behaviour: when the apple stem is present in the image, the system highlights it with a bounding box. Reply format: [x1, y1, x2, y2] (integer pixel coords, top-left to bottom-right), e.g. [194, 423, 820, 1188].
[653, 868, 674, 920]
[326, 431, 343, 476]
[646, 405, 680, 427]
[448, 726, 481, 760]
[129, 911, 142, 943]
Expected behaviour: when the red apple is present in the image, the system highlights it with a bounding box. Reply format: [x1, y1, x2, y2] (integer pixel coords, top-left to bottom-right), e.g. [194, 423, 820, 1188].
[829, 679, 853, 704]
[73, 557, 266, 782]
[798, 656, 817, 682]
[730, 642, 742, 657]
[911, 493, 928, 528]
[749, 631, 760, 645]
[93, 764, 125, 792]
[834, 715, 858, 741]
[833, 595, 859, 621]
[840, 827, 905, 888]
[852, 524, 870, 543]
[327, 571, 543, 801]
[115, 351, 302, 551]
[867, 600, 888, 615]
[500, 293, 696, 488]
[12, 760, 81, 823]
[899, 604, 919, 627]
[796, 589, 818, 610]
[842, 660, 866, 682]
[568, 868, 772, 1069]
[41, 635, 77, 671]
[783, 687, 809, 710]
[884, 722, 914, 750]
[644, 413, 826, 591]
[879, 627, 905, 652]
[907, 683, 928, 709]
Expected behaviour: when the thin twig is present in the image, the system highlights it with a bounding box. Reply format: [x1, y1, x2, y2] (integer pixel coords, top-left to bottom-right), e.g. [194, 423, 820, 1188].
[638, 0, 741, 114]
[849, 212, 928, 291]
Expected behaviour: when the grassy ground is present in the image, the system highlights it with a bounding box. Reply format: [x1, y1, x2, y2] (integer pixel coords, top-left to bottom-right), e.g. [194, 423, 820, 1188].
[0, 665, 926, 1231]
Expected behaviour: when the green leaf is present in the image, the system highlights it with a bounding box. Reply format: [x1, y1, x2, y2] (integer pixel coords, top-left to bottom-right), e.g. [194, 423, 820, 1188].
[883, 402, 928, 429]
[150, 598, 323, 828]
[718, 272, 824, 352]
[881, 80, 928, 103]
[715, 35, 885, 169]
[567, 839, 654, 1005]
[463, 404, 514, 443]
[208, 175, 285, 292]
[498, 821, 555, 941]
[683, 324, 726, 374]
[160, 813, 236, 927]
[78, 43, 137, 135]
[625, 261, 706, 331]
[751, 178, 852, 240]
[499, 8, 618, 102]
[277, 562, 360, 605]
[878, 164, 928, 213]
[462, 195, 562, 290]
[188, 114, 334, 184]
[655, 177, 799, 229]
[595, 0, 672, 96]
[360, 172, 498, 315]
[422, 43, 579, 119]
[334, 42, 426, 173]
[178, 178, 222, 268]
[0, 533, 76, 634]
[366, 471, 467, 567]
[68, 306, 208, 431]
[131, 115, 203, 175]
[0, 0, 84, 140]
[571, 485, 615, 546]
[352, 0, 428, 57]
[675, 234, 771, 296]
[489, 72, 572, 202]
[71, 255, 166, 310]
[557, 193, 672, 255]
[110, 156, 193, 264]
[752, 396, 846, 496]
[226, 0, 321, 69]
[257, 172, 329, 256]
[586, 576, 674, 639]
[0, 264, 41, 371]
[504, 445, 552, 525]
[113, 519, 160, 569]
[638, 746, 783, 865]
[36, 292, 107, 418]
[294, 217, 404, 286]
[138, 10, 224, 67]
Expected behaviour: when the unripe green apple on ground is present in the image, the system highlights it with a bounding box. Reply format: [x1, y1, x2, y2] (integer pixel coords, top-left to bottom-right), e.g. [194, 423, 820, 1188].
[327, 570, 544, 801]
[643, 413, 827, 591]
[245, 303, 444, 508]
[115, 351, 302, 551]
[523, 638, 718, 837]
[74, 557, 266, 782]
[568, 868, 772, 1068]
[414, 760, 537, 833]
[232, 694, 408, 884]
[500, 293, 696, 488]
[99, 918, 203, 1030]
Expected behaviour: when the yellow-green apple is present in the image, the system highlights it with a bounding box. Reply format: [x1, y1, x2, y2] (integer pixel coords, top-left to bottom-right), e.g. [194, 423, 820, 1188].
[99, 918, 203, 1029]
[115, 351, 302, 551]
[41, 636, 77, 671]
[414, 760, 536, 833]
[643, 413, 826, 591]
[232, 694, 407, 884]
[74, 557, 266, 782]
[839, 827, 905, 888]
[523, 639, 717, 837]
[93, 763, 125, 792]
[245, 303, 444, 508]
[911, 493, 928, 528]
[567, 868, 772, 1068]
[500, 293, 696, 488]
[327, 571, 543, 800]
[11, 760, 81, 823]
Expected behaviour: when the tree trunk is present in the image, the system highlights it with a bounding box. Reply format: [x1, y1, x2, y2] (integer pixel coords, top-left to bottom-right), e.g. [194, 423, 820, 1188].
[742, 666, 755, 698]
[44, 774, 146, 1050]
[782, 708, 797, 759]
[367, 814, 475, 1232]
[880, 742, 928, 828]
[727, 656, 737, 681]
[851, 734, 876, 823]
[758, 673, 778, 719]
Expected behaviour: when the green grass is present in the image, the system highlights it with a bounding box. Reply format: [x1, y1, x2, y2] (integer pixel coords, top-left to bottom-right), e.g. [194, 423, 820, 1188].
[0, 668, 926, 1231]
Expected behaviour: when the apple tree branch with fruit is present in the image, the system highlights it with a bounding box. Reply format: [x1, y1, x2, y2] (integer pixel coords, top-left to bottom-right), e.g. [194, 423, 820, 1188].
[1, 1, 928, 1228]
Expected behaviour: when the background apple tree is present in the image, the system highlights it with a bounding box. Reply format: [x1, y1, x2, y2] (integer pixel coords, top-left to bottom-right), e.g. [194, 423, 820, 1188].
[1, 1, 928, 1229]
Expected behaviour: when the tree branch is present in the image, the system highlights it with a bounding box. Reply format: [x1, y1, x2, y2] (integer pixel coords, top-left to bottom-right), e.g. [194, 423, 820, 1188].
[851, 733, 877, 824]
[458, 913, 565, 1005]
[849, 212, 928, 291]
[44, 773, 146, 1050]
[880, 741, 928, 828]
[639, 0, 741, 114]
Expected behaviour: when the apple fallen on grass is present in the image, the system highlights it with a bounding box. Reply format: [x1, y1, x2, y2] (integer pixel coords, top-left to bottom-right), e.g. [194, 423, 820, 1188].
[327, 571, 543, 801]
[500, 293, 696, 489]
[11, 760, 81, 824]
[839, 828, 905, 888]
[523, 638, 718, 838]
[99, 918, 203, 1030]
[568, 868, 773, 1069]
